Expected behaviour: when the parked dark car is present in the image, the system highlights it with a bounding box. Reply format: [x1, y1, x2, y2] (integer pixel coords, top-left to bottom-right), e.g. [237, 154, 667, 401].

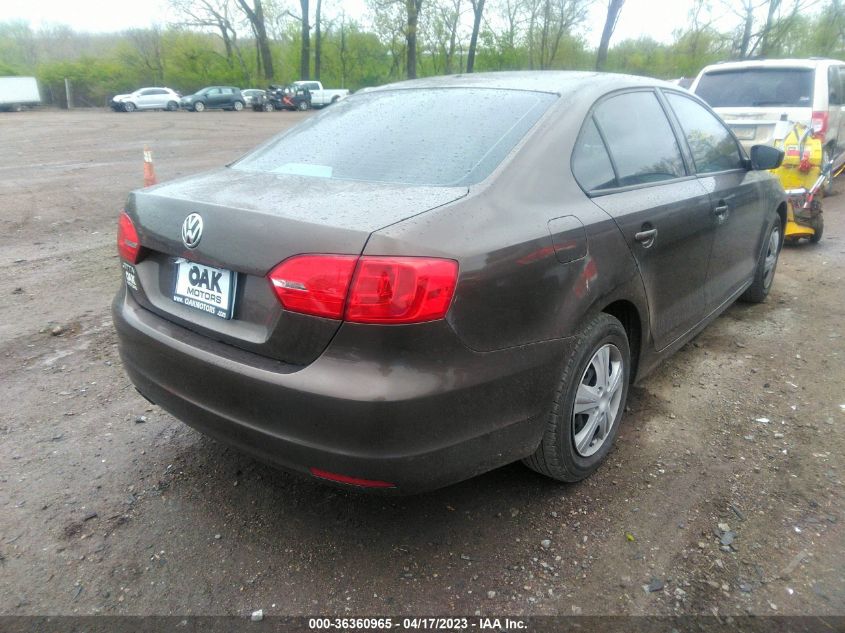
[252, 84, 312, 112]
[180, 86, 245, 112]
[114, 72, 786, 493]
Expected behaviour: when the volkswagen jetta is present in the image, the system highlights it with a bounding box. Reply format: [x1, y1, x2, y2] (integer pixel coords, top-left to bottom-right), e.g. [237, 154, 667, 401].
[113, 72, 786, 493]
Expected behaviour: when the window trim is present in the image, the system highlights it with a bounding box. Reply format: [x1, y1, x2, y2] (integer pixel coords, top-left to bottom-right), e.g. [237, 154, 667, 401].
[660, 88, 749, 176]
[571, 87, 696, 198]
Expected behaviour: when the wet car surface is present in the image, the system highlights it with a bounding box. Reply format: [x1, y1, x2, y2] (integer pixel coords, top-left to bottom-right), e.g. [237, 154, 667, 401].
[113, 72, 786, 493]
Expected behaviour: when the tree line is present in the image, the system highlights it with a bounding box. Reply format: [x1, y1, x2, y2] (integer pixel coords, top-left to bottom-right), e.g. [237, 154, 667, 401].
[1, 0, 844, 107]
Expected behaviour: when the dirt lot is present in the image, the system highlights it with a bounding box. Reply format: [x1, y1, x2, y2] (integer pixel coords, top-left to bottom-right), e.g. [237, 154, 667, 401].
[0, 109, 843, 619]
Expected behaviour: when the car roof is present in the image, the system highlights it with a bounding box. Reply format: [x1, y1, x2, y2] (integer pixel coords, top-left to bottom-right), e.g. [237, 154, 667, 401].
[363, 71, 679, 100]
[699, 58, 845, 73]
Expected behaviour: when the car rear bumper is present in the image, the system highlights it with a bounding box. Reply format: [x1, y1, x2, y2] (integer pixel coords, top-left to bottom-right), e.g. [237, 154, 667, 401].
[112, 288, 571, 493]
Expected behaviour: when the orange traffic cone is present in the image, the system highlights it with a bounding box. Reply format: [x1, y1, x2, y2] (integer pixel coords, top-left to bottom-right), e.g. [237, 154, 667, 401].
[143, 146, 158, 187]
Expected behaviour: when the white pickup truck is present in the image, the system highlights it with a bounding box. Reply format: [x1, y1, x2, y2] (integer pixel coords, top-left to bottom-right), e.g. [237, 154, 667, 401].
[293, 81, 349, 108]
[0, 76, 41, 111]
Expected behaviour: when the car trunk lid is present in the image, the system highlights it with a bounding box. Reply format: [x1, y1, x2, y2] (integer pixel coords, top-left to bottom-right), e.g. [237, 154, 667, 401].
[125, 168, 467, 365]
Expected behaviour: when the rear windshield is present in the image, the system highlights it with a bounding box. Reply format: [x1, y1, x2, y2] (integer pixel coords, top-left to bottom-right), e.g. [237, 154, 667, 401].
[233, 88, 557, 186]
[695, 68, 815, 108]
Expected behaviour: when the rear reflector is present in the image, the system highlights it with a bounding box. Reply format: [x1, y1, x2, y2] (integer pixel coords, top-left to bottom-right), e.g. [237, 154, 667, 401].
[267, 255, 458, 324]
[309, 467, 396, 488]
[117, 211, 141, 264]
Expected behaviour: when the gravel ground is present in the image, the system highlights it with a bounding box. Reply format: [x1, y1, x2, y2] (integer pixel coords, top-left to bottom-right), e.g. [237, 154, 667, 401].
[0, 110, 843, 618]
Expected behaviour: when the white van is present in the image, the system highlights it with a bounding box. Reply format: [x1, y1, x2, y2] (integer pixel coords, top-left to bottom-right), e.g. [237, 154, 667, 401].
[691, 58, 845, 175]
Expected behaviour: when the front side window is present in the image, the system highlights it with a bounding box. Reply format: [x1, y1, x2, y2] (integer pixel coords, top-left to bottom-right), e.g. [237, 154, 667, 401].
[234, 88, 557, 186]
[572, 118, 617, 191]
[593, 91, 685, 187]
[666, 93, 743, 173]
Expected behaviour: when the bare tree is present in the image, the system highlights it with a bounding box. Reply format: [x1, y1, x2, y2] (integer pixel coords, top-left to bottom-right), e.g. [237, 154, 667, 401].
[525, 0, 590, 70]
[595, 0, 624, 70]
[299, 0, 311, 79]
[235, 0, 275, 80]
[170, 0, 250, 81]
[424, 0, 463, 74]
[127, 27, 166, 84]
[466, 0, 485, 72]
[406, 0, 425, 78]
[315, 0, 324, 79]
[723, 0, 808, 59]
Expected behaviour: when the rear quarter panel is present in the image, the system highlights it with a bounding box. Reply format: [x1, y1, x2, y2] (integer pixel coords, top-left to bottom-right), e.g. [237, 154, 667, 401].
[365, 93, 648, 354]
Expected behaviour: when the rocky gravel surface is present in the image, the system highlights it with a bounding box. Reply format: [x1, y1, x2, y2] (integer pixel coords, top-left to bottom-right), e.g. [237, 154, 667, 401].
[0, 110, 843, 618]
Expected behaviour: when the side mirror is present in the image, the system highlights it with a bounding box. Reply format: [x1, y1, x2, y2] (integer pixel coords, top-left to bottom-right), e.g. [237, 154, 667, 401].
[749, 144, 784, 171]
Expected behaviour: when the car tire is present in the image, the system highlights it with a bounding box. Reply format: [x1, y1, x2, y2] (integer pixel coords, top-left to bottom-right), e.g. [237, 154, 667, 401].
[123, 102, 136, 113]
[263, 102, 275, 112]
[193, 101, 206, 112]
[822, 145, 835, 195]
[297, 100, 309, 111]
[166, 101, 179, 112]
[233, 100, 244, 111]
[523, 313, 630, 483]
[740, 211, 781, 303]
[810, 213, 824, 243]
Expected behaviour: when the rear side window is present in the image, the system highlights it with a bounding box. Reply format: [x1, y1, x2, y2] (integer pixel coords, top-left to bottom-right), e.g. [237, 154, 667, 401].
[839, 67, 845, 103]
[234, 88, 557, 186]
[594, 91, 685, 187]
[828, 66, 843, 105]
[695, 68, 814, 108]
[572, 118, 616, 191]
[666, 93, 743, 173]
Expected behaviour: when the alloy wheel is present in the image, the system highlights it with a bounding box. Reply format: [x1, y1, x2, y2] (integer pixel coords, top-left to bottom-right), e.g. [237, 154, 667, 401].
[763, 225, 780, 289]
[572, 343, 624, 457]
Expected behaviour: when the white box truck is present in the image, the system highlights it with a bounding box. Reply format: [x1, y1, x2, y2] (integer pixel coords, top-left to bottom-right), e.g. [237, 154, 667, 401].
[0, 77, 41, 111]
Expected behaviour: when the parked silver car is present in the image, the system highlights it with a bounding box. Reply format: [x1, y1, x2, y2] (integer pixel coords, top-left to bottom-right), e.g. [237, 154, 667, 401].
[241, 89, 266, 107]
[111, 87, 181, 112]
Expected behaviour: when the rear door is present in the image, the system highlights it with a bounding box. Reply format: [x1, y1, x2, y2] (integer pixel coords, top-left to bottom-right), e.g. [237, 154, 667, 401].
[581, 90, 714, 351]
[663, 91, 765, 311]
[151, 89, 169, 109]
[206, 88, 223, 108]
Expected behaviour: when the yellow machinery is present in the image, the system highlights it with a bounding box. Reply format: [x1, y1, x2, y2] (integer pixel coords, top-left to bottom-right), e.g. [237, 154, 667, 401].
[769, 120, 827, 243]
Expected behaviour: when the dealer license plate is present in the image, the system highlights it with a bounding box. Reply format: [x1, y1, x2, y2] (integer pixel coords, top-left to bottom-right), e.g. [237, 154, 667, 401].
[172, 258, 236, 320]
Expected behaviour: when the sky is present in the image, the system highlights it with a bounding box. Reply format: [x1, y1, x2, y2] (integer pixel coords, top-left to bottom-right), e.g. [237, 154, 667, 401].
[1, 0, 696, 48]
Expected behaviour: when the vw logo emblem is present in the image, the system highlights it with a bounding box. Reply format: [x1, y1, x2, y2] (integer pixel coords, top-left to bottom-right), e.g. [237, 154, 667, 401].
[181, 213, 203, 249]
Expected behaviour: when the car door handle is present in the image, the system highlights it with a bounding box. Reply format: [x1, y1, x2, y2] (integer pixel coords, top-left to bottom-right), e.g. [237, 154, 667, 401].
[634, 228, 658, 245]
[714, 204, 730, 218]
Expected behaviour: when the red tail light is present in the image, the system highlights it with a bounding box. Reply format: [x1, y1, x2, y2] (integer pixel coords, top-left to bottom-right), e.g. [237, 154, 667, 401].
[267, 255, 458, 324]
[268, 254, 358, 319]
[117, 211, 141, 264]
[309, 467, 396, 489]
[345, 257, 458, 324]
[811, 111, 828, 138]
